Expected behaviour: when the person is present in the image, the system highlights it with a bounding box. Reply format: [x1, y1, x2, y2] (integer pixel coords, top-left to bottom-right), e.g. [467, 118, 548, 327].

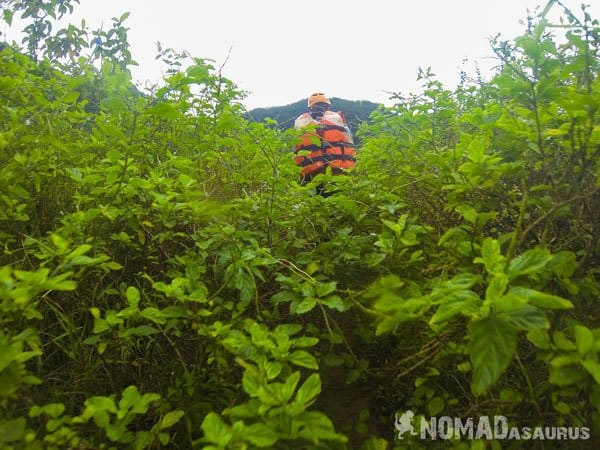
[293, 92, 356, 191]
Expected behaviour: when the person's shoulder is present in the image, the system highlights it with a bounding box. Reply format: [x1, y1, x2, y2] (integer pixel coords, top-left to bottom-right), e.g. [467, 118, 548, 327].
[321, 110, 345, 126]
[294, 113, 318, 129]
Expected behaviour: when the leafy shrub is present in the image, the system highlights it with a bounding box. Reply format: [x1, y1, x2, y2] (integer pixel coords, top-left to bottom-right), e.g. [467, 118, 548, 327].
[0, 1, 598, 449]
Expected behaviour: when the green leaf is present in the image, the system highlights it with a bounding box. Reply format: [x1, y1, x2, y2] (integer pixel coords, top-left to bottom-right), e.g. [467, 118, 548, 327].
[93, 318, 110, 334]
[553, 331, 576, 351]
[475, 238, 505, 275]
[126, 286, 140, 309]
[290, 337, 319, 348]
[507, 248, 553, 280]
[582, 359, 600, 384]
[470, 315, 517, 395]
[0, 417, 25, 443]
[360, 437, 389, 450]
[118, 325, 159, 338]
[485, 274, 508, 302]
[288, 350, 318, 370]
[295, 373, 321, 405]
[429, 291, 479, 326]
[243, 423, 278, 447]
[574, 325, 595, 357]
[320, 295, 346, 311]
[201, 413, 232, 446]
[510, 287, 573, 310]
[549, 366, 586, 386]
[316, 281, 337, 298]
[66, 244, 92, 261]
[295, 411, 346, 442]
[499, 388, 524, 402]
[119, 385, 141, 410]
[29, 403, 65, 418]
[494, 291, 529, 312]
[551, 354, 579, 367]
[427, 396, 444, 416]
[455, 204, 478, 224]
[3, 9, 14, 26]
[160, 410, 185, 430]
[547, 251, 577, 278]
[257, 361, 278, 381]
[293, 297, 317, 314]
[87, 396, 118, 414]
[527, 329, 551, 349]
[499, 306, 549, 331]
[148, 102, 179, 120]
[281, 371, 301, 403]
[242, 368, 261, 396]
[63, 91, 80, 103]
[140, 307, 167, 324]
[467, 139, 485, 162]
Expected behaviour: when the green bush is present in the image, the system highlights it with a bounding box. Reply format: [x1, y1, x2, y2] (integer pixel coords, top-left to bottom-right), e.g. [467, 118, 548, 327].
[0, 1, 598, 449]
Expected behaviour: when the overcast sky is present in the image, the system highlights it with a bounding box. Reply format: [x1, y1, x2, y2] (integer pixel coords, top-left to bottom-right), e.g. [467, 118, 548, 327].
[3, 0, 598, 109]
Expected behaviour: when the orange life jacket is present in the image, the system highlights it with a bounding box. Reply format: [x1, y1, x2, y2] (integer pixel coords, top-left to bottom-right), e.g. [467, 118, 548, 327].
[293, 111, 356, 180]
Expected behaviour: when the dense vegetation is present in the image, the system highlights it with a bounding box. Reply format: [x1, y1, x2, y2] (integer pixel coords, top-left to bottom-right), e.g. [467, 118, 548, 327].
[0, 1, 599, 449]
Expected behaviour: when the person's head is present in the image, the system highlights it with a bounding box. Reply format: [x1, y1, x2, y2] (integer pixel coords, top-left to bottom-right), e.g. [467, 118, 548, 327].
[307, 92, 331, 118]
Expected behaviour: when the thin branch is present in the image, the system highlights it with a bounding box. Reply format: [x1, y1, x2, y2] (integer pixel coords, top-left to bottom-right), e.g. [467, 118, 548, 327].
[518, 187, 600, 247]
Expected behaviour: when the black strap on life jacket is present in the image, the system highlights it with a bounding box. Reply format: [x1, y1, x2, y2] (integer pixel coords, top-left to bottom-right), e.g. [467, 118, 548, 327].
[320, 124, 349, 133]
[296, 153, 356, 167]
[295, 140, 354, 153]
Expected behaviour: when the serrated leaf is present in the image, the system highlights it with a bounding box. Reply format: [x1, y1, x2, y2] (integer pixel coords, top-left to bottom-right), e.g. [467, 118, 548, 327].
[201, 413, 232, 446]
[320, 295, 346, 311]
[510, 287, 572, 310]
[499, 306, 549, 331]
[316, 281, 336, 298]
[485, 274, 508, 302]
[467, 139, 485, 162]
[470, 315, 517, 395]
[140, 307, 167, 324]
[291, 336, 319, 348]
[475, 238, 505, 275]
[455, 204, 478, 224]
[293, 297, 317, 314]
[430, 291, 479, 326]
[288, 350, 318, 370]
[507, 248, 553, 280]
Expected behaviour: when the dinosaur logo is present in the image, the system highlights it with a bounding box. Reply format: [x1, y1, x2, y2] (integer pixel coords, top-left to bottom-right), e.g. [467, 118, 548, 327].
[394, 410, 416, 439]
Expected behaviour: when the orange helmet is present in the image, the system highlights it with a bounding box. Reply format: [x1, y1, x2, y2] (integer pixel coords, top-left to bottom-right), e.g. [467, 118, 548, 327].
[308, 92, 330, 108]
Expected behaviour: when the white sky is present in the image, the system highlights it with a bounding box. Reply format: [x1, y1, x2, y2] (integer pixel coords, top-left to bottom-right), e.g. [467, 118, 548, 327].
[3, 0, 599, 109]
